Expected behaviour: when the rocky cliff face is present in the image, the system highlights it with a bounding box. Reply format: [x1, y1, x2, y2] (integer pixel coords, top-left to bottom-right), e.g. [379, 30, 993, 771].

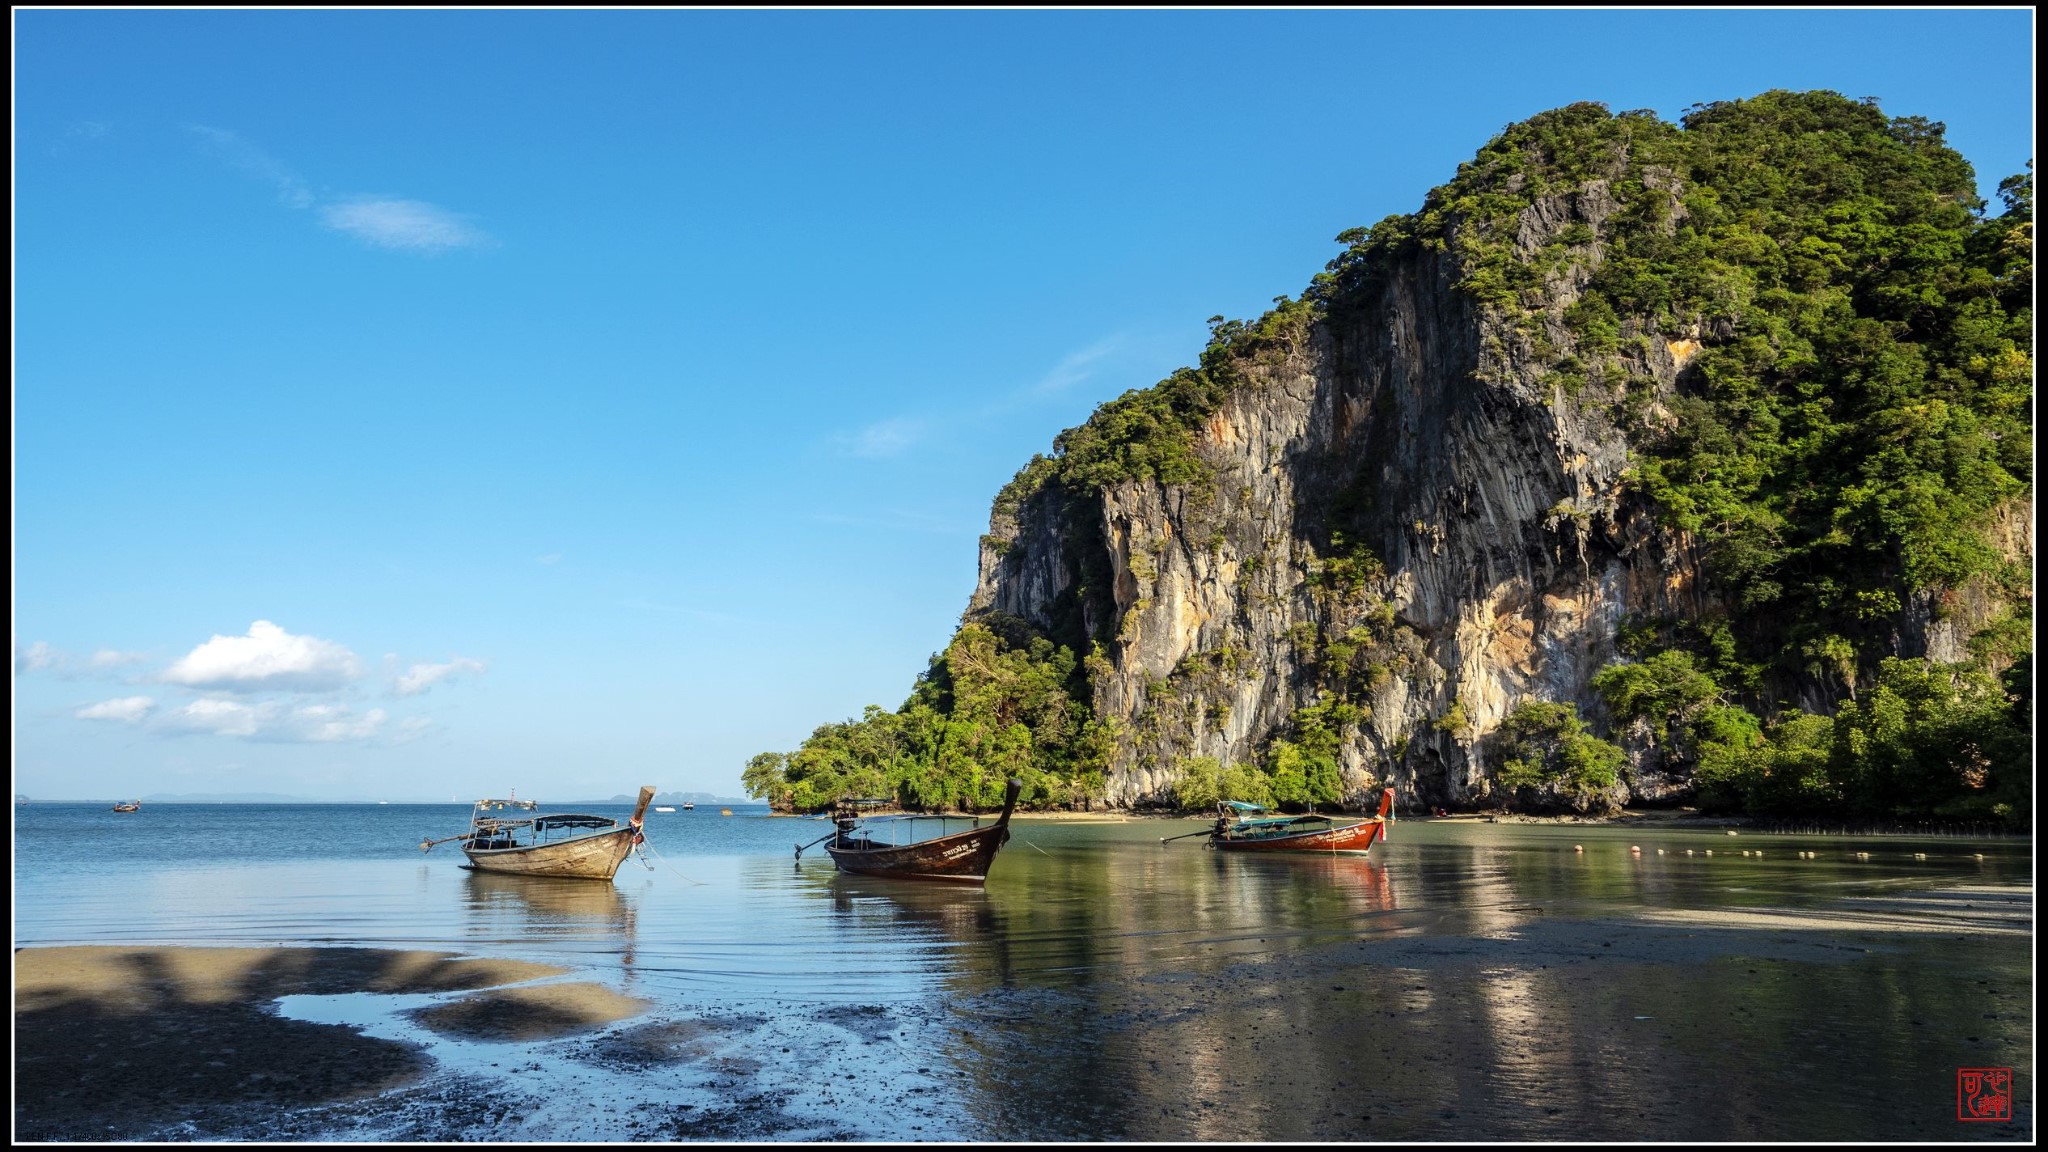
[763, 95, 2029, 824]
[966, 174, 2024, 813]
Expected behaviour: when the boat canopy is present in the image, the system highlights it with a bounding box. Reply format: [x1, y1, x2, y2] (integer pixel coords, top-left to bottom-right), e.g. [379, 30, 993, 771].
[531, 815, 616, 831]
[1221, 801, 1268, 812]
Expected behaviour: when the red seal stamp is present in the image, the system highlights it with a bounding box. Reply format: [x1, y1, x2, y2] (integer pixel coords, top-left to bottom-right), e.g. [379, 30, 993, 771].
[1957, 1067, 2012, 1122]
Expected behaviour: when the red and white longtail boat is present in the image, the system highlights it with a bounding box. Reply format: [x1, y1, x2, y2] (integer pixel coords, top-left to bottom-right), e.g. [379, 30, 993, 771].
[1185, 787, 1395, 854]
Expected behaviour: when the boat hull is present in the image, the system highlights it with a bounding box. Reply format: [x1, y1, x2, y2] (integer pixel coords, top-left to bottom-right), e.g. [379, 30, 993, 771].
[823, 778, 1022, 884]
[1212, 818, 1386, 854]
[824, 822, 1010, 884]
[461, 826, 640, 879]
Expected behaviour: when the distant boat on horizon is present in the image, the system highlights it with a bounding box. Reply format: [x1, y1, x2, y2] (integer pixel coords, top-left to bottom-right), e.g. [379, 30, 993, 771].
[654, 805, 677, 813]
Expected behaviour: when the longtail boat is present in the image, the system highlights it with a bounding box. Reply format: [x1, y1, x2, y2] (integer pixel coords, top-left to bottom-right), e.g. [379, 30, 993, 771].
[796, 778, 1021, 884]
[110, 801, 141, 813]
[1190, 787, 1395, 854]
[420, 786, 654, 880]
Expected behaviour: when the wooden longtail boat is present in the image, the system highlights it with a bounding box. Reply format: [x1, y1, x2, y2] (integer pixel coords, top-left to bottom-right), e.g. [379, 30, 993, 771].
[420, 786, 654, 880]
[1205, 787, 1395, 854]
[110, 801, 141, 813]
[797, 778, 1021, 884]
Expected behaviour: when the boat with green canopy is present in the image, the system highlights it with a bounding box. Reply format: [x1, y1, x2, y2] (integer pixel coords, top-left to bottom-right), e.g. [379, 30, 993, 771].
[1166, 788, 1395, 854]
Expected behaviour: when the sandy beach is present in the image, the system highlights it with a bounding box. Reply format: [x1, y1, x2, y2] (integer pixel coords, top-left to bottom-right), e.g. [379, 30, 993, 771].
[15, 877, 2033, 1141]
[12, 947, 645, 1142]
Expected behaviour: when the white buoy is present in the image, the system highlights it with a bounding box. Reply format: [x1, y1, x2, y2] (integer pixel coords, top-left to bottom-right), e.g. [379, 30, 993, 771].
[1573, 845, 1584, 853]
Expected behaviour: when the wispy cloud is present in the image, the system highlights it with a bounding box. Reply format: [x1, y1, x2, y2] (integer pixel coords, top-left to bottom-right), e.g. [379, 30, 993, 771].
[320, 196, 494, 253]
[537, 553, 563, 566]
[187, 124, 313, 208]
[393, 657, 486, 697]
[15, 641, 61, 673]
[296, 704, 389, 743]
[16, 642, 150, 678]
[76, 696, 156, 723]
[835, 417, 926, 459]
[188, 126, 492, 253]
[161, 620, 363, 694]
[1030, 337, 1123, 396]
[158, 697, 264, 738]
[153, 698, 393, 744]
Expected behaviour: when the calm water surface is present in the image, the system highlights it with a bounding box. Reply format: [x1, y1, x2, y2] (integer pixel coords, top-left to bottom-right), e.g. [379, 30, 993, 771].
[13, 803, 2033, 1141]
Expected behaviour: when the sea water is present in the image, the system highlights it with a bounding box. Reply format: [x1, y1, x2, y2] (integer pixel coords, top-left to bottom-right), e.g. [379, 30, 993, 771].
[11, 803, 2034, 1141]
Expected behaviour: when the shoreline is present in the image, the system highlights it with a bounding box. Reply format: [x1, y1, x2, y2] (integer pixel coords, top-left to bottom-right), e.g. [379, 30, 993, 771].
[765, 805, 2026, 836]
[12, 946, 644, 1142]
[16, 876, 2032, 1142]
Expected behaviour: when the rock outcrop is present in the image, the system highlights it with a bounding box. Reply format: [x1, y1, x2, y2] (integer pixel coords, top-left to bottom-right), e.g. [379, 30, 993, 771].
[965, 167, 2028, 811]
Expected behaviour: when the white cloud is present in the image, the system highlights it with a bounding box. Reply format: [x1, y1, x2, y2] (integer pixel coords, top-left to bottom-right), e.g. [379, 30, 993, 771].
[76, 696, 156, 723]
[161, 621, 363, 694]
[537, 553, 563, 565]
[161, 697, 263, 738]
[394, 658, 486, 697]
[1031, 337, 1122, 395]
[15, 642, 145, 677]
[188, 125, 314, 208]
[16, 641, 61, 673]
[320, 196, 493, 252]
[190, 126, 494, 256]
[152, 698, 393, 743]
[299, 705, 388, 743]
[837, 417, 925, 459]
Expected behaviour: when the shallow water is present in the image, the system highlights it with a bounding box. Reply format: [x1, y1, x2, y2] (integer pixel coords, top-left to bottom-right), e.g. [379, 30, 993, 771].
[12, 804, 2035, 1140]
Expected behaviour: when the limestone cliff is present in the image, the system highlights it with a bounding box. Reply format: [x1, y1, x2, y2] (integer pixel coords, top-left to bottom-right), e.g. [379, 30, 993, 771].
[962, 105, 2032, 814]
[759, 93, 2031, 822]
[971, 190, 1699, 810]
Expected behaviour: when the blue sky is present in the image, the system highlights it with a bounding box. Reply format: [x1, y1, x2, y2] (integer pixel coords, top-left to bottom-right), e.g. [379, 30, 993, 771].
[14, 9, 2035, 802]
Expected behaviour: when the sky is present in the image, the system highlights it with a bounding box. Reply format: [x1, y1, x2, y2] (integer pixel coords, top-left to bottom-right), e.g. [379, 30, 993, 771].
[13, 8, 2036, 802]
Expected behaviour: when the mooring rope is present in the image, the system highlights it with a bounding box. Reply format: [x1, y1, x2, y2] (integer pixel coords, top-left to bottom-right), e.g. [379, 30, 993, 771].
[635, 837, 707, 886]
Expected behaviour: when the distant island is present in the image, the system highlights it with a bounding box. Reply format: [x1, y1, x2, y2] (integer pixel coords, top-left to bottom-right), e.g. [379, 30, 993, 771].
[611, 791, 754, 807]
[141, 792, 323, 804]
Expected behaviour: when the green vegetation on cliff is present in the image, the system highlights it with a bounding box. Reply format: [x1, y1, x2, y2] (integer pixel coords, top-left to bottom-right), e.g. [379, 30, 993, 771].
[745, 90, 2031, 827]
[743, 618, 1116, 813]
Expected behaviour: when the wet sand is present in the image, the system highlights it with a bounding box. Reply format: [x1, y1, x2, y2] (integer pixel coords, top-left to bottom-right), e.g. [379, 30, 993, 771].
[16, 879, 2034, 1141]
[12, 946, 643, 1141]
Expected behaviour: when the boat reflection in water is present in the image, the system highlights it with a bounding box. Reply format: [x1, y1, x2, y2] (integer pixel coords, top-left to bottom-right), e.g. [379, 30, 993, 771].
[1211, 852, 1399, 918]
[459, 869, 640, 968]
[821, 871, 1019, 993]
